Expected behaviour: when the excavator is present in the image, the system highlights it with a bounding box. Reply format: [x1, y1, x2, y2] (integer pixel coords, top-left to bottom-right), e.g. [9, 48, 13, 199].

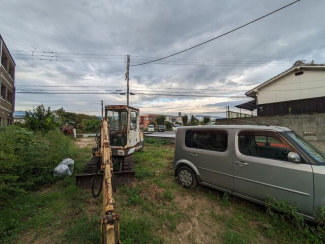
[76, 105, 144, 243]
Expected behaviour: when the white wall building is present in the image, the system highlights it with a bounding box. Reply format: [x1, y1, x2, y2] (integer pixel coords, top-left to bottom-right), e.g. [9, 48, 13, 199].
[239, 61, 325, 116]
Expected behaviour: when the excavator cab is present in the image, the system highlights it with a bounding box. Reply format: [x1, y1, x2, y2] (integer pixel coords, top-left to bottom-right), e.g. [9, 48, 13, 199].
[106, 105, 143, 154]
[76, 105, 144, 188]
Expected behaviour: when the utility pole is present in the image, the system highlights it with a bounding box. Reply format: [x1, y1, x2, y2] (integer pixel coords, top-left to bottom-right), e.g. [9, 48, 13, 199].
[100, 100, 103, 119]
[125, 55, 130, 106]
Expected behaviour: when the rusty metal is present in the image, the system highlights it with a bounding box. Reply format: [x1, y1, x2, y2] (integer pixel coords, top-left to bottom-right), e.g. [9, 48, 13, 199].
[76, 105, 146, 242]
[100, 119, 120, 244]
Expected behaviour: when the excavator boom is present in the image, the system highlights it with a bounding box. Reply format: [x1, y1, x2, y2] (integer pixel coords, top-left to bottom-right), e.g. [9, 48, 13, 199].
[99, 119, 120, 244]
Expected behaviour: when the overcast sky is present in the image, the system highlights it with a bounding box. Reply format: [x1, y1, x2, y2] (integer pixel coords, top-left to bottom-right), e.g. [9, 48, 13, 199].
[1, 0, 325, 117]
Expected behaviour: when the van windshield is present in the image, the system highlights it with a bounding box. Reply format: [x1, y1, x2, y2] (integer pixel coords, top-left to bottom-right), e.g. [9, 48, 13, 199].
[285, 131, 325, 164]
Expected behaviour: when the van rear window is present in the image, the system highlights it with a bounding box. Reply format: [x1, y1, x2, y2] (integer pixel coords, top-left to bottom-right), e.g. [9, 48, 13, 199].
[185, 130, 227, 152]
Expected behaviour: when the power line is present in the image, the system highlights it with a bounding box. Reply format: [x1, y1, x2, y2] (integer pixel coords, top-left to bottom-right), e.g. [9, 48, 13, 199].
[14, 58, 126, 63]
[16, 87, 247, 94]
[12, 54, 293, 65]
[131, 0, 301, 66]
[2, 33, 37, 50]
[16, 91, 247, 98]
[130, 62, 291, 67]
[33, 51, 125, 57]
[15, 86, 250, 93]
[11, 50, 296, 65]
[13, 57, 292, 66]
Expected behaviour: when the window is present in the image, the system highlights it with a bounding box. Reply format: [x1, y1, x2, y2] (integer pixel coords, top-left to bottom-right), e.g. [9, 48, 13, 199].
[106, 109, 127, 131]
[1, 53, 8, 70]
[130, 111, 137, 130]
[7, 90, 13, 104]
[8, 63, 14, 79]
[238, 131, 300, 162]
[1, 84, 6, 98]
[185, 130, 227, 152]
[285, 131, 325, 164]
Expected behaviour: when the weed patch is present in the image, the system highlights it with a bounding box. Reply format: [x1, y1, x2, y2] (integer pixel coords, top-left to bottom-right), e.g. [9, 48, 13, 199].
[125, 186, 141, 205]
[163, 189, 175, 201]
[144, 138, 174, 145]
[0, 126, 76, 207]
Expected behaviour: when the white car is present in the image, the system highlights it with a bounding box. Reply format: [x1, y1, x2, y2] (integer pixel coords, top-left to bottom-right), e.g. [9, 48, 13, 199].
[148, 124, 155, 132]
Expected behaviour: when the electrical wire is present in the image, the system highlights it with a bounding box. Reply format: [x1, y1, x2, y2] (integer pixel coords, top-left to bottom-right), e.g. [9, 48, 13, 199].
[11, 50, 296, 65]
[130, 0, 301, 66]
[2, 33, 37, 50]
[16, 89, 247, 95]
[16, 91, 247, 98]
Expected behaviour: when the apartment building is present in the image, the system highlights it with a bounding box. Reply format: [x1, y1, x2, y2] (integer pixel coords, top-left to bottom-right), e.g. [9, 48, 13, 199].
[0, 35, 15, 126]
[139, 114, 157, 129]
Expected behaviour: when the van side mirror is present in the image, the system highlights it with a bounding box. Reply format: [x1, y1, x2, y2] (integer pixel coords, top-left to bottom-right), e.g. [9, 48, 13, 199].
[288, 152, 301, 163]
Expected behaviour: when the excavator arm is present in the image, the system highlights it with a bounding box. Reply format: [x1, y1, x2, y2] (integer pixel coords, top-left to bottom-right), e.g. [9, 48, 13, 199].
[99, 119, 121, 244]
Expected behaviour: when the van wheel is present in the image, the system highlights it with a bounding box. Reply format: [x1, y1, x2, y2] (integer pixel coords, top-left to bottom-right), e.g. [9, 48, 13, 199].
[178, 166, 197, 189]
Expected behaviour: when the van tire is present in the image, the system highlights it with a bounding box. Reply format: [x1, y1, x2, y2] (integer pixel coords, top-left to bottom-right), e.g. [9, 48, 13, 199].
[177, 166, 197, 189]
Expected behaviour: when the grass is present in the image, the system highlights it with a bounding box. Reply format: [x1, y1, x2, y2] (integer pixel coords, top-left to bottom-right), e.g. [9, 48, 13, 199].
[1, 137, 325, 243]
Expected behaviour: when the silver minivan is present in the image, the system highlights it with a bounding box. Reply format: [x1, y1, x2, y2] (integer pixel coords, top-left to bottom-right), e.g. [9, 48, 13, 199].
[174, 125, 325, 220]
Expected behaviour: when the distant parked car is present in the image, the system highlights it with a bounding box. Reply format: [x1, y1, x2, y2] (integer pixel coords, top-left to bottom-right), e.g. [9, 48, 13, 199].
[172, 124, 181, 132]
[174, 125, 325, 221]
[148, 124, 155, 132]
[158, 125, 165, 132]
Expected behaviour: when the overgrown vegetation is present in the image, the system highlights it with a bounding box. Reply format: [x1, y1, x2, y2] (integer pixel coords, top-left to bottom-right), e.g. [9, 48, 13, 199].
[0, 126, 75, 206]
[266, 197, 325, 243]
[2, 137, 325, 243]
[55, 107, 100, 132]
[25, 105, 59, 132]
[144, 137, 174, 145]
[82, 119, 101, 133]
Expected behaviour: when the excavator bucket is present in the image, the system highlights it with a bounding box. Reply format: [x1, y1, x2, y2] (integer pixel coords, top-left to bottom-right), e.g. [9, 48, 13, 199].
[76, 156, 135, 188]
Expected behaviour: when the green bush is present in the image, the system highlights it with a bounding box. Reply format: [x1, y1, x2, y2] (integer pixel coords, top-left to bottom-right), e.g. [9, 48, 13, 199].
[82, 119, 101, 133]
[0, 126, 75, 206]
[25, 105, 59, 132]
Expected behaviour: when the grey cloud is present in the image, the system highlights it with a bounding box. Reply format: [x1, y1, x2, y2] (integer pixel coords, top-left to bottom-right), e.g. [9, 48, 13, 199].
[1, 0, 325, 115]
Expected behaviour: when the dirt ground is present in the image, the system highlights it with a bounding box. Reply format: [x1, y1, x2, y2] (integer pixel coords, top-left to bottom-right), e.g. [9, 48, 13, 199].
[75, 137, 97, 148]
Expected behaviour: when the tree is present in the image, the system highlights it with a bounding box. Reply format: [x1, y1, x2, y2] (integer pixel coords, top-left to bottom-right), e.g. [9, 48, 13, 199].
[82, 119, 101, 133]
[55, 107, 98, 130]
[203, 116, 211, 125]
[149, 121, 156, 128]
[182, 114, 188, 126]
[190, 115, 195, 125]
[155, 115, 166, 125]
[25, 105, 59, 132]
[164, 121, 172, 129]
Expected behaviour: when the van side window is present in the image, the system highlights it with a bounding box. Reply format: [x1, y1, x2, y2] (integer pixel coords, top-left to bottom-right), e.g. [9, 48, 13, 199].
[185, 130, 227, 152]
[238, 131, 301, 162]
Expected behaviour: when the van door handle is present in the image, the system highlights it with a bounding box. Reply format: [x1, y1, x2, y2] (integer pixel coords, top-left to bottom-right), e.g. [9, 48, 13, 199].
[190, 153, 197, 157]
[235, 161, 248, 166]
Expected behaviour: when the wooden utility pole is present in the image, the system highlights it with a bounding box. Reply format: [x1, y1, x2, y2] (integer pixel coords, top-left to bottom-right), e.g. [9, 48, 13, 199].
[125, 55, 130, 106]
[101, 100, 104, 119]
